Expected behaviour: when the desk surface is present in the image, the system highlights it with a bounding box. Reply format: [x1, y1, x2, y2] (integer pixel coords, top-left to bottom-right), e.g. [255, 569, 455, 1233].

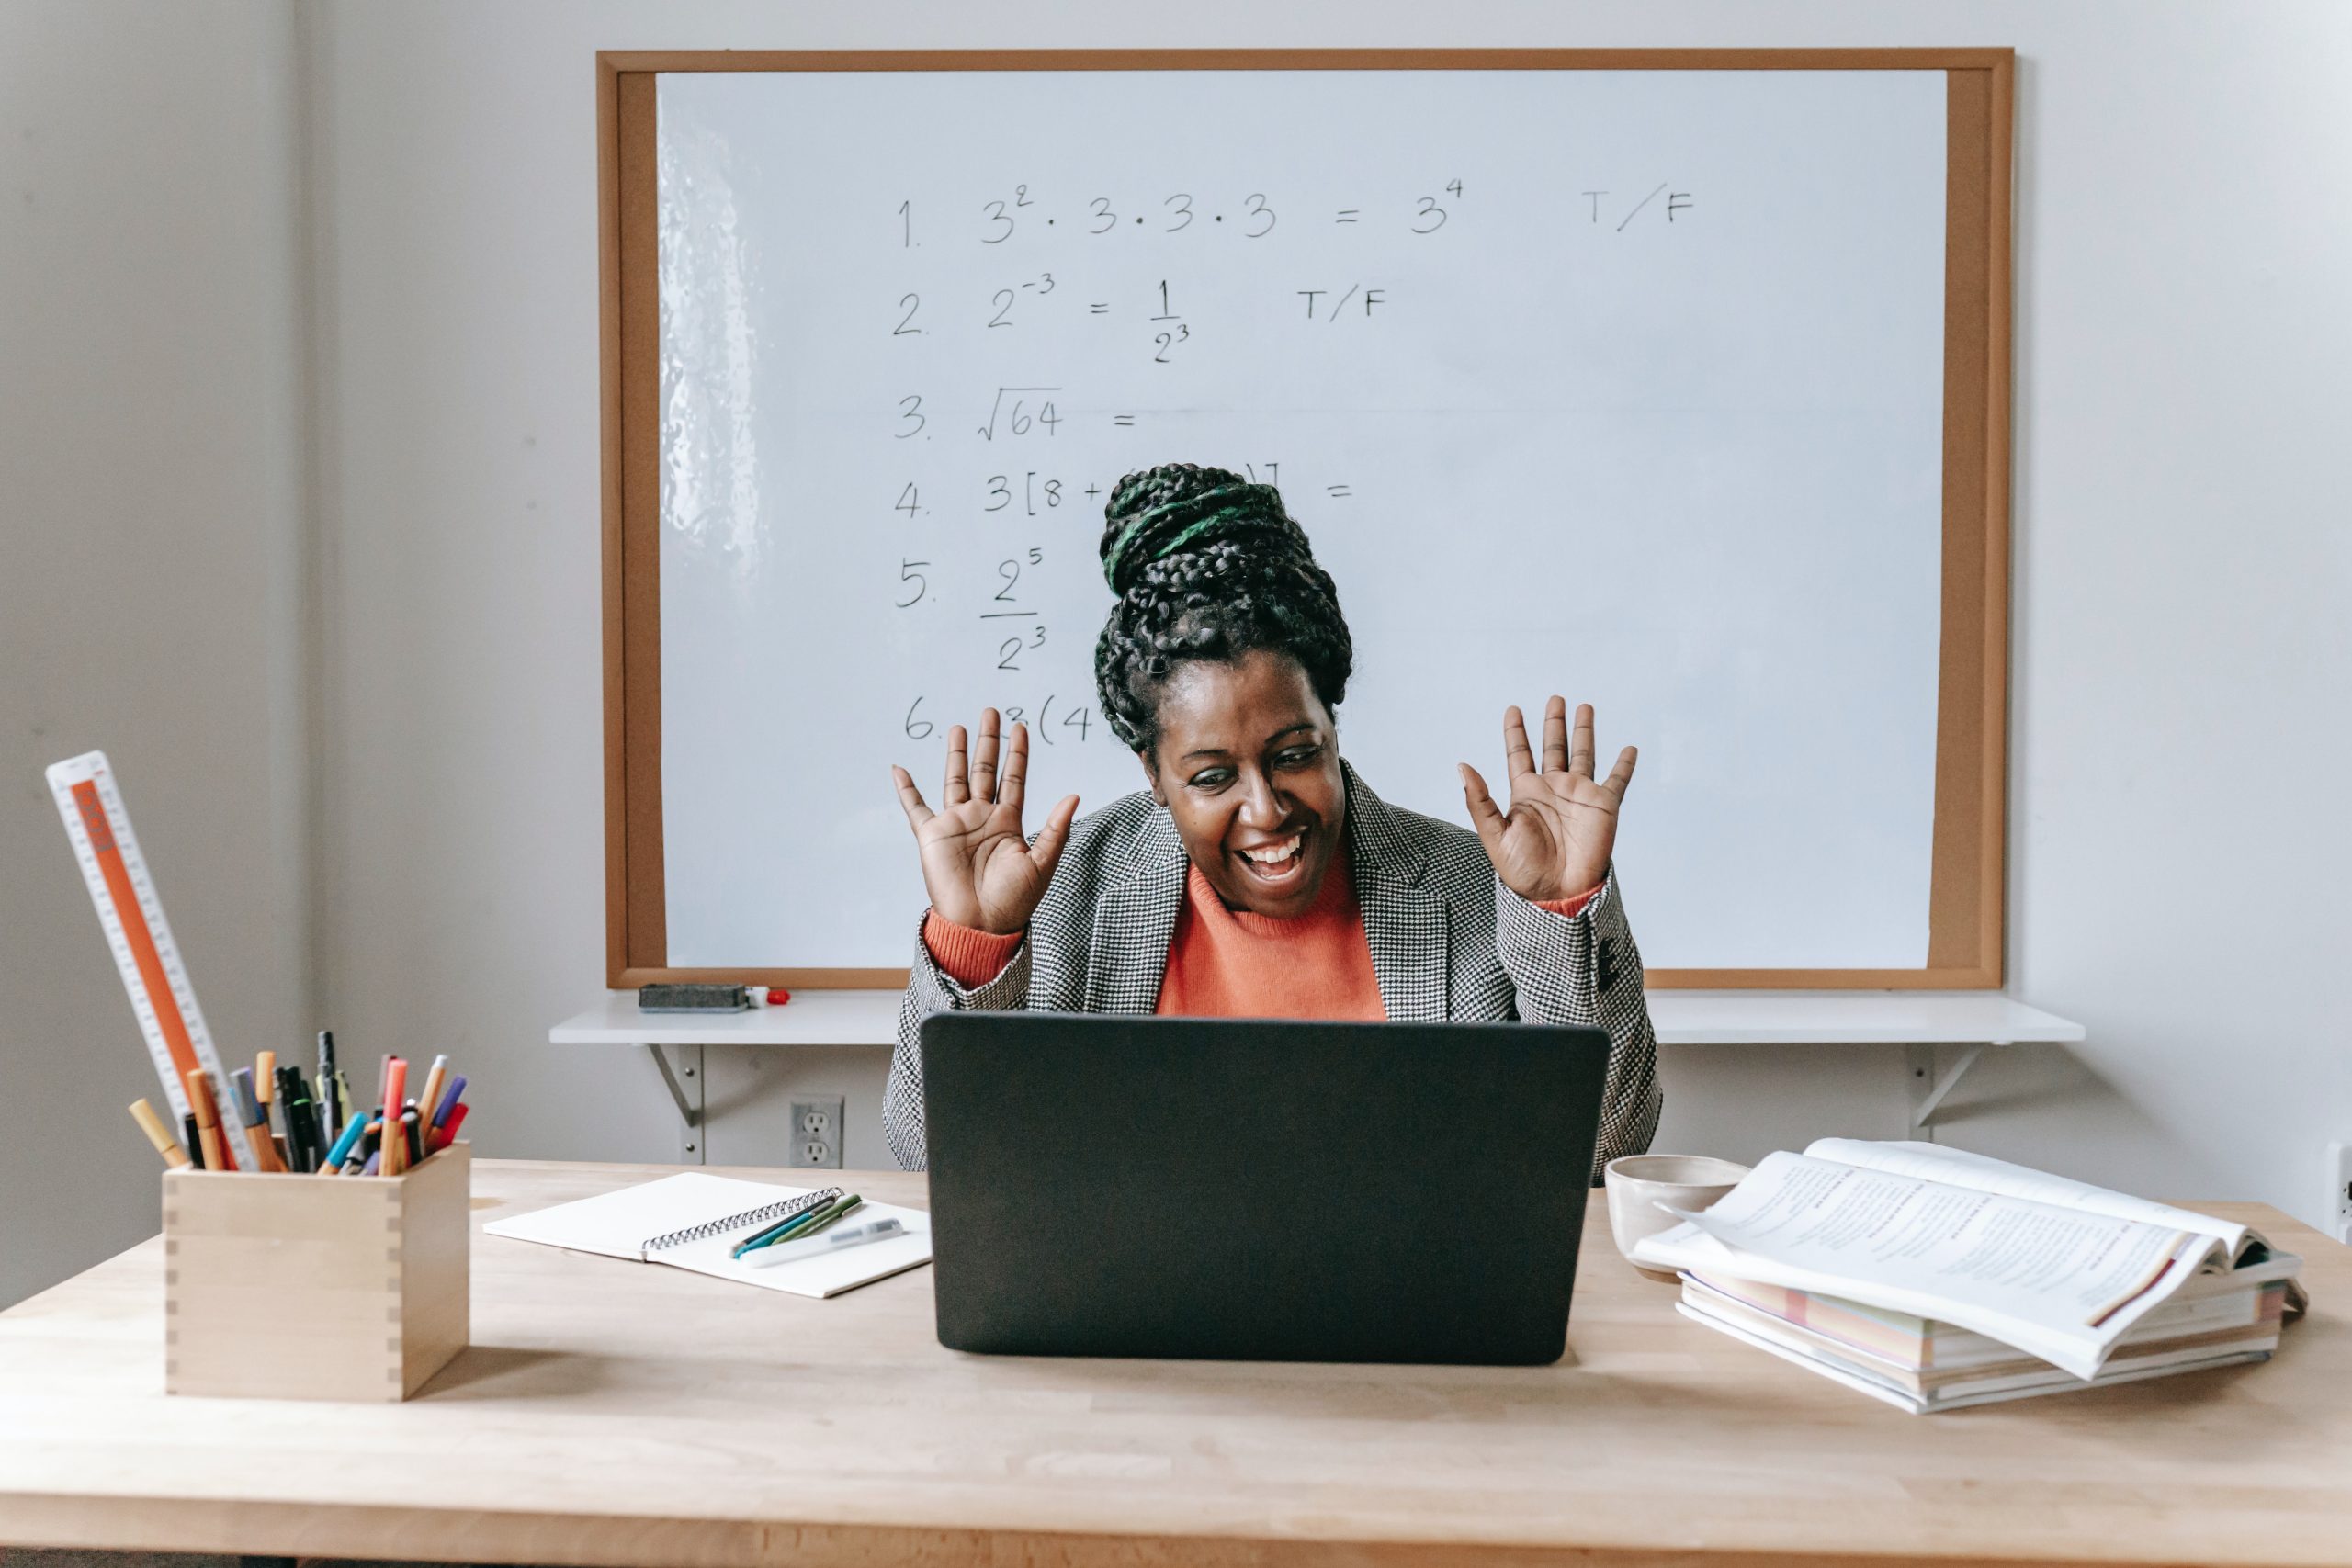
[551, 989, 2089, 1047]
[2, 1160, 2343, 1568]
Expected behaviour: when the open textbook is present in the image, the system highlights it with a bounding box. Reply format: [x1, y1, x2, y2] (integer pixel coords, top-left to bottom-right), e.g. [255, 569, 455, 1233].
[1630, 1139, 2305, 1382]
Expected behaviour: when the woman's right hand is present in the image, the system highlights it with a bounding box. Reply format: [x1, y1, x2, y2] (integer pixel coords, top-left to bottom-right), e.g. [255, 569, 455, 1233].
[891, 709, 1080, 936]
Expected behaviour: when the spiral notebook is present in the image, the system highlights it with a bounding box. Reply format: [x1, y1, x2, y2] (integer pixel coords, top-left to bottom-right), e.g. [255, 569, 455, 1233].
[482, 1172, 933, 1298]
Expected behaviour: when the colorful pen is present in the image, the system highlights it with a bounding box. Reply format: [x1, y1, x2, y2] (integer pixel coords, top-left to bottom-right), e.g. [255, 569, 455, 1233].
[380, 1060, 408, 1175]
[729, 1189, 843, 1258]
[345, 1117, 383, 1175]
[229, 1067, 286, 1173]
[432, 1076, 467, 1130]
[430, 1102, 469, 1151]
[741, 1195, 861, 1257]
[181, 1111, 205, 1169]
[413, 1056, 447, 1144]
[185, 1069, 226, 1173]
[322, 1110, 368, 1172]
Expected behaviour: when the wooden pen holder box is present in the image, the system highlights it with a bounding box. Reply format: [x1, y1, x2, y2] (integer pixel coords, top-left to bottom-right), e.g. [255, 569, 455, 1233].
[163, 1141, 470, 1401]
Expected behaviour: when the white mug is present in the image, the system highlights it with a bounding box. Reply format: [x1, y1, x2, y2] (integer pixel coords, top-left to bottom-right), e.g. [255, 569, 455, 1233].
[1602, 1155, 1752, 1280]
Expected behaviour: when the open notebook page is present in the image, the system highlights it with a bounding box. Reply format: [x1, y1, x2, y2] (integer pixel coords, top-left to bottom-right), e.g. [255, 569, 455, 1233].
[484, 1173, 831, 1261]
[483, 1172, 933, 1298]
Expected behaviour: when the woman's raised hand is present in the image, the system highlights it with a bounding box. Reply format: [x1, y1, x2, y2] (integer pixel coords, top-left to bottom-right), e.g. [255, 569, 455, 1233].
[891, 709, 1080, 936]
[1459, 697, 1637, 905]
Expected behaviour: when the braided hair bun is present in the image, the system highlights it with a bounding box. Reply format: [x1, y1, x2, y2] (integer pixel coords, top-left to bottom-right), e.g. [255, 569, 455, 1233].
[1093, 463, 1353, 753]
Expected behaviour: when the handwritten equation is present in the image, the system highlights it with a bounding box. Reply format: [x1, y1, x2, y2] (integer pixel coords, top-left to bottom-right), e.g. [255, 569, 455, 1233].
[874, 176, 1693, 749]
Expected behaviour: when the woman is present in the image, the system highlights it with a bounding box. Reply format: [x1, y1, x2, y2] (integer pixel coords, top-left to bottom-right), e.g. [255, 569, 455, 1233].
[885, 463, 1660, 1177]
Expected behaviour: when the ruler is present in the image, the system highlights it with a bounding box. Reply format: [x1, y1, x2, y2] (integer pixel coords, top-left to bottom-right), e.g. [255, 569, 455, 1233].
[47, 750, 239, 1166]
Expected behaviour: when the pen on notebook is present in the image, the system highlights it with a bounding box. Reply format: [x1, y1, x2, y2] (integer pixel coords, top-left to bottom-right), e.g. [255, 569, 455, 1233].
[740, 1194, 859, 1257]
[729, 1189, 844, 1258]
[796, 1195, 863, 1239]
[746, 1195, 849, 1251]
[128, 1099, 189, 1168]
[744, 1217, 906, 1269]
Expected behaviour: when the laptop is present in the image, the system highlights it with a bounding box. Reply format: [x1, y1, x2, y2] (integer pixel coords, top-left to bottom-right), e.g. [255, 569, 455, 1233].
[918, 1013, 1611, 1366]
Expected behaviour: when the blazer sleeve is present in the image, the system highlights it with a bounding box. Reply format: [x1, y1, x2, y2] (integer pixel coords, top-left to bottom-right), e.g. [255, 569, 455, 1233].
[883, 914, 1035, 1171]
[1493, 863, 1664, 1180]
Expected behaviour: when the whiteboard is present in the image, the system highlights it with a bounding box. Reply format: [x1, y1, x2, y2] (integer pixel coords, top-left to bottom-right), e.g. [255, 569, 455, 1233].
[650, 67, 1950, 973]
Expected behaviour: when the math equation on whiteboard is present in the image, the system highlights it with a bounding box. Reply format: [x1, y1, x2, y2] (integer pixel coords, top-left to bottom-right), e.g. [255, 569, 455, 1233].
[874, 178, 1693, 750]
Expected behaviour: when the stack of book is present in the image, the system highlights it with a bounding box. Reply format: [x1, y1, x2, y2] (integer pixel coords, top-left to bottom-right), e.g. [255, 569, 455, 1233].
[1633, 1139, 2306, 1415]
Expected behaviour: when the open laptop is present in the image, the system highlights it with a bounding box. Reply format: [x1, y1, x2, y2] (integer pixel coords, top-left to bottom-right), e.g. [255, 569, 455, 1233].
[918, 1013, 1611, 1366]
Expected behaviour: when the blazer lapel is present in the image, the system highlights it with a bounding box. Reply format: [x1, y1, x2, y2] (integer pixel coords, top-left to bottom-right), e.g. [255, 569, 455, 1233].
[1089, 801, 1188, 1014]
[1343, 763, 1452, 1022]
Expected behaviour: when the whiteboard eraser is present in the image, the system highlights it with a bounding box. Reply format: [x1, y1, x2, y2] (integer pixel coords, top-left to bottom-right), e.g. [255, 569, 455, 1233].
[638, 984, 752, 1012]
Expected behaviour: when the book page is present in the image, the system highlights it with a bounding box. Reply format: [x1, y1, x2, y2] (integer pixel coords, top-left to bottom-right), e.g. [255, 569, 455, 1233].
[1805, 1138, 2249, 1255]
[1652, 1152, 2220, 1375]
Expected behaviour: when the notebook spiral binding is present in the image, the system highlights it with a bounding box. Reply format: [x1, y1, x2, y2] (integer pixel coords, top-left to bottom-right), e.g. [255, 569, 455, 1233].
[641, 1186, 842, 1253]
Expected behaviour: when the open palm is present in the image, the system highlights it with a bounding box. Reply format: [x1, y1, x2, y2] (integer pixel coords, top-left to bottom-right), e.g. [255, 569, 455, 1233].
[1459, 698, 1636, 904]
[891, 709, 1080, 935]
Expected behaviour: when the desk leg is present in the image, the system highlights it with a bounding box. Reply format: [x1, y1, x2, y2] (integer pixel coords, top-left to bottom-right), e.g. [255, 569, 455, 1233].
[646, 1043, 706, 1164]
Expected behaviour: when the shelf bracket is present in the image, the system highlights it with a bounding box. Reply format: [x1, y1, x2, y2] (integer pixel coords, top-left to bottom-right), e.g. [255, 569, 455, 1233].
[1908, 1042, 2007, 1131]
[645, 1043, 706, 1163]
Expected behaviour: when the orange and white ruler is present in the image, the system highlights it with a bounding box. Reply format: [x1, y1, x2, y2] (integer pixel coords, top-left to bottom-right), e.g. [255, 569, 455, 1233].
[48, 750, 238, 1163]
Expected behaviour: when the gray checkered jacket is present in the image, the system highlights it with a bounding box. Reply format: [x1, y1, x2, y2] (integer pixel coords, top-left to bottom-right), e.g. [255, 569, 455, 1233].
[885, 761, 1662, 1179]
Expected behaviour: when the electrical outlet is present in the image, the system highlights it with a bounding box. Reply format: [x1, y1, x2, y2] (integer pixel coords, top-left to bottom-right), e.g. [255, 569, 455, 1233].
[2330, 1142, 2352, 1245]
[787, 1095, 844, 1169]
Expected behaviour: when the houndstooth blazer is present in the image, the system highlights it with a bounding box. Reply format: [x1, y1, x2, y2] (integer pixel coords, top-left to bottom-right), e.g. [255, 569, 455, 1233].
[885, 761, 1662, 1179]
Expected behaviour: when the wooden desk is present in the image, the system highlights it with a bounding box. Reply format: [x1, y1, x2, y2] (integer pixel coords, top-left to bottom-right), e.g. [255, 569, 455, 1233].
[2, 1160, 2346, 1568]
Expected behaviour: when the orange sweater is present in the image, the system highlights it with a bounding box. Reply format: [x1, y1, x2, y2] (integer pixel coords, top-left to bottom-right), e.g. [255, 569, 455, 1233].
[922, 864, 1597, 1018]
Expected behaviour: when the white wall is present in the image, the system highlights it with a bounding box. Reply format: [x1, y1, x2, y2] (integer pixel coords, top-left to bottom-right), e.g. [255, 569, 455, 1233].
[0, 0, 311, 1306]
[305, 0, 2352, 1224]
[7, 0, 2349, 1306]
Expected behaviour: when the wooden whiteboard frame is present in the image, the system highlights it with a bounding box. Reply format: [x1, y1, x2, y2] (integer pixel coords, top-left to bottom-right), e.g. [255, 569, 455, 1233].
[598, 48, 2015, 991]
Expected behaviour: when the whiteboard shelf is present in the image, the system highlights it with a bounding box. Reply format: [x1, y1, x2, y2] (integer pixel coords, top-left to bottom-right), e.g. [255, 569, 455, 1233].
[549, 989, 2083, 1050]
[556, 989, 2082, 1151]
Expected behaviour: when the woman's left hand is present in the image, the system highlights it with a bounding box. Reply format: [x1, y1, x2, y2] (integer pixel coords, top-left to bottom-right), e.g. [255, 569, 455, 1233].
[1459, 697, 1637, 904]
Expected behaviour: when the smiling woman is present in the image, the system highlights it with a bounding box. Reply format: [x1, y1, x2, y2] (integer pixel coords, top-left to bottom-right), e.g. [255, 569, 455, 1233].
[884, 464, 1662, 1177]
